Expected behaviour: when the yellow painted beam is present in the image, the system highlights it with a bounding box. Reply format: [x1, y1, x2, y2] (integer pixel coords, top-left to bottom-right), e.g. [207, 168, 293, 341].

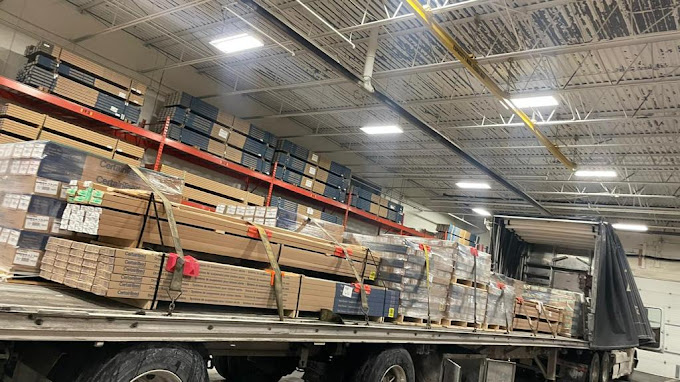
[404, 0, 577, 170]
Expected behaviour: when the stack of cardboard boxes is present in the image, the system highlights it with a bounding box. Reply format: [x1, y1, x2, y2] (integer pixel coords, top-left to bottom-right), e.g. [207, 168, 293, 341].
[350, 183, 404, 223]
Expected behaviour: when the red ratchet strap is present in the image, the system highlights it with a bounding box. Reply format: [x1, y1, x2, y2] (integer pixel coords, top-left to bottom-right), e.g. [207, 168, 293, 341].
[266, 269, 286, 286]
[334, 246, 353, 258]
[353, 282, 371, 294]
[166, 253, 200, 277]
[470, 247, 479, 257]
[496, 282, 506, 290]
[247, 225, 272, 239]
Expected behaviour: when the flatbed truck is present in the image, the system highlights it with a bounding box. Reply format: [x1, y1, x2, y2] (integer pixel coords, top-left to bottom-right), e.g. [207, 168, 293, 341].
[0, 217, 650, 382]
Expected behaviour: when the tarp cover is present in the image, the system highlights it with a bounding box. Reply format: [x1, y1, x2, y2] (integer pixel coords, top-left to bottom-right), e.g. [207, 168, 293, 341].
[591, 223, 654, 349]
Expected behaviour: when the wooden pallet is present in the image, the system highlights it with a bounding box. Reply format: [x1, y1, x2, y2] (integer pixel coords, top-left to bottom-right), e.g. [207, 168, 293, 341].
[453, 278, 488, 290]
[387, 314, 444, 327]
[483, 323, 511, 332]
[441, 318, 483, 329]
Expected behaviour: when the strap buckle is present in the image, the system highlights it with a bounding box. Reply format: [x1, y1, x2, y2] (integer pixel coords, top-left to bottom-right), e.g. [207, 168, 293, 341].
[248, 225, 272, 239]
[166, 253, 200, 277]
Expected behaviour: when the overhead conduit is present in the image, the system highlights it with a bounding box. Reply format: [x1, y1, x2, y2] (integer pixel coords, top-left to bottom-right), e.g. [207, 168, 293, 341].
[239, 0, 552, 216]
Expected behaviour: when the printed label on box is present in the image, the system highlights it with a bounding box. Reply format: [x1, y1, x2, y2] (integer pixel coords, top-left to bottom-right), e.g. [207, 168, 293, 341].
[34, 178, 59, 195]
[118, 91, 127, 98]
[0, 160, 9, 173]
[2, 194, 19, 209]
[0, 228, 7, 243]
[7, 230, 19, 246]
[215, 204, 226, 214]
[309, 167, 317, 176]
[14, 249, 41, 267]
[218, 128, 229, 139]
[18, 195, 32, 211]
[25, 215, 49, 231]
[9, 160, 20, 175]
[388, 307, 395, 318]
[306, 207, 314, 215]
[342, 285, 353, 298]
[305, 179, 313, 188]
[18, 161, 30, 175]
[311, 153, 319, 163]
[369, 271, 376, 281]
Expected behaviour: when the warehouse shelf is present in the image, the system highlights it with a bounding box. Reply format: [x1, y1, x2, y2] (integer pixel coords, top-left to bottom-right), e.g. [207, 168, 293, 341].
[0, 75, 429, 238]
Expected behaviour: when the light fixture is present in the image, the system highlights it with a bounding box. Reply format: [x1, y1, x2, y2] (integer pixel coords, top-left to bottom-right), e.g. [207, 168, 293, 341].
[360, 125, 403, 135]
[509, 95, 559, 108]
[456, 182, 491, 190]
[612, 223, 648, 232]
[210, 33, 264, 53]
[574, 169, 617, 178]
[472, 208, 491, 217]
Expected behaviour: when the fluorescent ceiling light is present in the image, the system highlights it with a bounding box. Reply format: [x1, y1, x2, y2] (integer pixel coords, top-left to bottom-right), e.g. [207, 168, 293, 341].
[612, 223, 648, 232]
[574, 169, 617, 178]
[360, 125, 403, 135]
[456, 182, 491, 190]
[210, 33, 263, 53]
[510, 95, 559, 108]
[472, 208, 491, 217]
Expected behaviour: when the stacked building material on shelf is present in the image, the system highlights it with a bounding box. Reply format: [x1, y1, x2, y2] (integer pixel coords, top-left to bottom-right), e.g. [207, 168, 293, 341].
[350, 183, 404, 223]
[20, 42, 145, 124]
[159, 164, 264, 209]
[0, 141, 180, 276]
[156, 92, 275, 174]
[274, 139, 351, 203]
[220, 205, 344, 242]
[39, 237, 300, 312]
[0, 103, 45, 142]
[518, 284, 584, 338]
[269, 195, 344, 225]
[0, 103, 144, 166]
[435, 223, 477, 246]
[59, 180, 376, 283]
[297, 276, 399, 320]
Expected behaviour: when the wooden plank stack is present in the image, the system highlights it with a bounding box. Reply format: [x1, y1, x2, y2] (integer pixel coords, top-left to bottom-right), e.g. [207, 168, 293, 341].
[18, 42, 146, 124]
[350, 183, 404, 223]
[269, 195, 344, 226]
[157, 92, 275, 174]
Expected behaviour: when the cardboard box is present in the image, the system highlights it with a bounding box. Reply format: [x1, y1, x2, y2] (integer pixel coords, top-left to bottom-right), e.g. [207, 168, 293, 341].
[378, 206, 388, 218]
[300, 176, 314, 191]
[303, 163, 317, 178]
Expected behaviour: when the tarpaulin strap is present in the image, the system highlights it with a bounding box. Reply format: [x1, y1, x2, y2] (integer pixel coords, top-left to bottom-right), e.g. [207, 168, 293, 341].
[295, 217, 311, 233]
[518, 300, 539, 336]
[128, 166, 185, 296]
[265, 269, 286, 286]
[421, 243, 432, 328]
[305, 218, 369, 317]
[500, 286, 510, 334]
[249, 222, 285, 320]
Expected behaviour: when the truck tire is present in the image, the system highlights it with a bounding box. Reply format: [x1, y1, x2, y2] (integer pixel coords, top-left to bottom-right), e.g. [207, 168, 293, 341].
[588, 353, 601, 382]
[75, 343, 209, 382]
[599, 352, 611, 382]
[352, 347, 415, 382]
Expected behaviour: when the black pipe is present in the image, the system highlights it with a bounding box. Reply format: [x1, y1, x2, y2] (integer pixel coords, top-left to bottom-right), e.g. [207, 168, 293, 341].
[241, 0, 552, 216]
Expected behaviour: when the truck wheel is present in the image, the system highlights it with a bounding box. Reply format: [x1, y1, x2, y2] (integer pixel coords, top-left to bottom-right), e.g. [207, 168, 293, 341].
[588, 353, 601, 382]
[75, 343, 208, 382]
[353, 348, 415, 382]
[599, 352, 611, 382]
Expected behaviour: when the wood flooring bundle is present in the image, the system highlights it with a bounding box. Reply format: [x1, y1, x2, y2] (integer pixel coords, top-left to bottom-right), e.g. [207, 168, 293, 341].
[39, 237, 300, 310]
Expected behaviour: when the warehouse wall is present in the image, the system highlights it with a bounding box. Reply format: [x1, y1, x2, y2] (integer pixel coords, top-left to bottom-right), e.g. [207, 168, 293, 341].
[620, 232, 680, 260]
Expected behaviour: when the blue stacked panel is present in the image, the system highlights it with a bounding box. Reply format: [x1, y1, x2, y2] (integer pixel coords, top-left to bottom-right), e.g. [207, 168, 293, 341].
[18, 65, 56, 91]
[323, 186, 345, 201]
[383, 290, 400, 319]
[274, 152, 306, 173]
[356, 198, 371, 212]
[333, 284, 399, 318]
[180, 128, 210, 150]
[352, 186, 375, 201]
[264, 146, 275, 161]
[269, 196, 298, 212]
[33, 54, 57, 71]
[320, 212, 342, 225]
[326, 171, 348, 190]
[247, 125, 277, 145]
[124, 104, 141, 124]
[57, 62, 98, 89]
[189, 96, 219, 122]
[158, 107, 187, 125]
[167, 124, 182, 140]
[259, 159, 272, 175]
[185, 112, 214, 135]
[387, 209, 398, 222]
[95, 92, 127, 118]
[330, 161, 351, 178]
[275, 168, 303, 187]
[276, 139, 308, 160]
[243, 136, 268, 157]
[166, 92, 193, 108]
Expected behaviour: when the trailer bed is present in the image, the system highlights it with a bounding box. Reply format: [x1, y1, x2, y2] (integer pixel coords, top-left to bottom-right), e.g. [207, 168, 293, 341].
[0, 283, 589, 349]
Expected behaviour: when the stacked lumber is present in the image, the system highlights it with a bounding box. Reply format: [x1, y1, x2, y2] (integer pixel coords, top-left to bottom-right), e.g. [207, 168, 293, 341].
[519, 284, 584, 338]
[19, 42, 145, 124]
[0, 140, 181, 277]
[350, 183, 403, 223]
[160, 164, 264, 208]
[513, 299, 564, 336]
[269, 195, 344, 225]
[156, 92, 274, 174]
[274, 140, 351, 203]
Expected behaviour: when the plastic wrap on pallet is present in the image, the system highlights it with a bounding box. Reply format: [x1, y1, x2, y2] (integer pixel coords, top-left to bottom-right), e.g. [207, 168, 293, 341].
[521, 284, 584, 338]
[455, 245, 491, 285]
[0, 141, 183, 202]
[485, 276, 516, 328]
[446, 283, 488, 323]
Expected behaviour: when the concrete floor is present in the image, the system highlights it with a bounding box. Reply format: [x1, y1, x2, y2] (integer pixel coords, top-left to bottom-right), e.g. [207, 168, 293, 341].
[208, 369, 678, 381]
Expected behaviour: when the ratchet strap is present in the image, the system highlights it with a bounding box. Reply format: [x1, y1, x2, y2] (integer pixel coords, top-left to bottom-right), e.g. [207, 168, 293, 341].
[305, 218, 369, 316]
[248, 222, 285, 320]
[470, 246, 479, 331]
[419, 243, 432, 328]
[128, 166, 185, 294]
